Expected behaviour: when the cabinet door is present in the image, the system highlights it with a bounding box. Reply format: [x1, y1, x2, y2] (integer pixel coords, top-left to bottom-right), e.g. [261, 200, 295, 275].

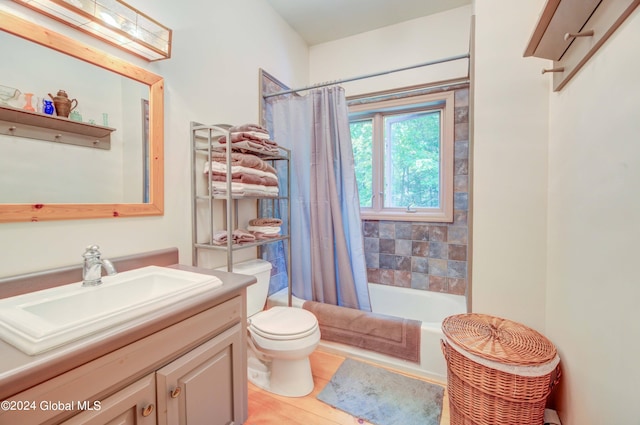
[156, 324, 244, 425]
[60, 373, 157, 425]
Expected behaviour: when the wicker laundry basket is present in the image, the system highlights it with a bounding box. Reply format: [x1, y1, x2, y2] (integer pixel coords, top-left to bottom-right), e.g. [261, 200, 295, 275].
[441, 314, 561, 425]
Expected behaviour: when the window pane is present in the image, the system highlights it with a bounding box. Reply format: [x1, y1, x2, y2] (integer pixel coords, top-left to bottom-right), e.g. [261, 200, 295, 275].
[349, 119, 373, 208]
[384, 111, 441, 208]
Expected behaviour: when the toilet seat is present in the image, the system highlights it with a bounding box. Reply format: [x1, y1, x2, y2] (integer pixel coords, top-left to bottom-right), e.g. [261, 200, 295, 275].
[249, 307, 318, 340]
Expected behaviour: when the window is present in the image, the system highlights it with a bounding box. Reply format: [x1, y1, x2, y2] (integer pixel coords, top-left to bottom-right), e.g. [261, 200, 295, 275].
[349, 92, 455, 222]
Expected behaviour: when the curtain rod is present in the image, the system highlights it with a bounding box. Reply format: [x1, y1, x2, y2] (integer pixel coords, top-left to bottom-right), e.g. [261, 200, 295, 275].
[263, 53, 470, 99]
[347, 79, 470, 106]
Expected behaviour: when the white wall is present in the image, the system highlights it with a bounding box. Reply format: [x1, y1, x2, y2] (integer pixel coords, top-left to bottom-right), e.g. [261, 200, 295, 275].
[472, 0, 549, 332]
[309, 6, 471, 97]
[0, 0, 308, 276]
[545, 9, 640, 424]
[474, 0, 640, 423]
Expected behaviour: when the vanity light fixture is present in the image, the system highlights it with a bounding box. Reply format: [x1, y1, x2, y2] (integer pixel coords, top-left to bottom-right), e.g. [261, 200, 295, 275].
[11, 0, 172, 61]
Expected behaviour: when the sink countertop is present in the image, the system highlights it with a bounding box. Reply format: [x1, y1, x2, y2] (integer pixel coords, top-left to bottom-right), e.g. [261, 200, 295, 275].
[0, 264, 255, 401]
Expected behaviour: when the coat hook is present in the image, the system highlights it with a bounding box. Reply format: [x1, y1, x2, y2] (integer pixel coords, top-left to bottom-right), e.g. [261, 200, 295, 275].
[564, 29, 594, 41]
[541, 67, 565, 75]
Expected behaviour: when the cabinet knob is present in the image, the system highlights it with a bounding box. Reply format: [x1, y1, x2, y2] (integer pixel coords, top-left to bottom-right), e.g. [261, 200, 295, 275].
[564, 29, 595, 41]
[170, 386, 182, 398]
[141, 404, 155, 417]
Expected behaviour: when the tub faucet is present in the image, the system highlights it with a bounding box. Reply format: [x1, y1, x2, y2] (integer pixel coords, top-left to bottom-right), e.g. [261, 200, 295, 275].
[82, 245, 117, 286]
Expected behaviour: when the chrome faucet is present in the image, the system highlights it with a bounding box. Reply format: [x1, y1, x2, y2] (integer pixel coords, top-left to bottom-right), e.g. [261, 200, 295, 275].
[82, 245, 117, 286]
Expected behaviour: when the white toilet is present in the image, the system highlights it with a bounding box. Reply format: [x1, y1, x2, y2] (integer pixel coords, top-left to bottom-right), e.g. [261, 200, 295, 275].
[221, 259, 320, 397]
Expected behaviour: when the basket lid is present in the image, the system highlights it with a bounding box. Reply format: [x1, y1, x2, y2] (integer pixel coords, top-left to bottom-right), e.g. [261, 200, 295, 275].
[442, 313, 557, 366]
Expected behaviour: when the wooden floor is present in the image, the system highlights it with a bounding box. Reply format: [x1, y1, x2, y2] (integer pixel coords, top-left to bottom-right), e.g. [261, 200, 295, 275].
[245, 349, 450, 424]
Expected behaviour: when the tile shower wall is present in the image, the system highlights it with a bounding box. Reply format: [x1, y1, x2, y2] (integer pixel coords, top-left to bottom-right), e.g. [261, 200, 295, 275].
[363, 88, 469, 296]
[262, 82, 470, 298]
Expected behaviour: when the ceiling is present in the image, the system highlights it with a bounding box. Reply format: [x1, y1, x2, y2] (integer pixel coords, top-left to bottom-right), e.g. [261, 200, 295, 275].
[265, 0, 472, 45]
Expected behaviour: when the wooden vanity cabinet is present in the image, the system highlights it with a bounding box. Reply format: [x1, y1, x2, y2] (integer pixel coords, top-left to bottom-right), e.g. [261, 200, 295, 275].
[0, 295, 247, 425]
[156, 324, 242, 425]
[60, 374, 158, 425]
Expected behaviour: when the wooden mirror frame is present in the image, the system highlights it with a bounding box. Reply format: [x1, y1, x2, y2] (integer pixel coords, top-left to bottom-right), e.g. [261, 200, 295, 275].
[0, 10, 164, 223]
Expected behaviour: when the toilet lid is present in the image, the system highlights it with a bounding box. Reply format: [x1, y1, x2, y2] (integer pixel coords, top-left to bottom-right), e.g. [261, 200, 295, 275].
[249, 307, 318, 340]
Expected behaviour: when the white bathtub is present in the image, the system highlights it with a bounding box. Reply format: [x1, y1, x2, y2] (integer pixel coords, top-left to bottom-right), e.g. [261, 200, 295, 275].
[267, 283, 466, 382]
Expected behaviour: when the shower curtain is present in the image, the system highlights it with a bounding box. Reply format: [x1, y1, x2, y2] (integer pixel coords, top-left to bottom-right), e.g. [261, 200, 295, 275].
[269, 87, 370, 311]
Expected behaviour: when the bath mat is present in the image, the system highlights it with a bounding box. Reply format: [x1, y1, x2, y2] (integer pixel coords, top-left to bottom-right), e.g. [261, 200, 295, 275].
[303, 300, 421, 362]
[317, 358, 444, 425]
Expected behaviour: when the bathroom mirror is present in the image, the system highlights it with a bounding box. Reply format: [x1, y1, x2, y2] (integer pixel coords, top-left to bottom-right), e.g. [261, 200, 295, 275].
[0, 10, 164, 222]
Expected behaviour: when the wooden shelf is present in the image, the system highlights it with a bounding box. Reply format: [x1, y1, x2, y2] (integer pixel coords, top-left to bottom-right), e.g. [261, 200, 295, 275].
[525, 0, 640, 91]
[524, 0, 601, 61]
[0, 104, 115, 149]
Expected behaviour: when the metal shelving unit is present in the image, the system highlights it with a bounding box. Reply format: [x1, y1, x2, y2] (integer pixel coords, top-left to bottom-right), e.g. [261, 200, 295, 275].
[190, 122, 291, 302]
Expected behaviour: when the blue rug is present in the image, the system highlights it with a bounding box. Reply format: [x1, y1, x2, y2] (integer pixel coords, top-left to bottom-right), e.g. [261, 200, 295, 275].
[317, 358, 444, 425]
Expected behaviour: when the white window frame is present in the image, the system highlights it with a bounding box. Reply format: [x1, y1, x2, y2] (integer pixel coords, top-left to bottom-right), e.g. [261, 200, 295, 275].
[349, 91, 455, 222]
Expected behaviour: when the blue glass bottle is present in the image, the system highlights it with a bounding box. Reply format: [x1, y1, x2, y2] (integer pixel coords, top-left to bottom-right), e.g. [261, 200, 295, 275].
[43, 99, 54, 115]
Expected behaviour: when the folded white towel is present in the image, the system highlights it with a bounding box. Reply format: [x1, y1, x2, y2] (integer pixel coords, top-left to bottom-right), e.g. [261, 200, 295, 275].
[204, 162, 278, 180]
[211, 181, 279, 196]
[247, 225, 281, 235]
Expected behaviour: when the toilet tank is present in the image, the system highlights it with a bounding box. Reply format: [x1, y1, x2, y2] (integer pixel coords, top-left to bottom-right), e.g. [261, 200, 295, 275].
[216, 259, 272, 317]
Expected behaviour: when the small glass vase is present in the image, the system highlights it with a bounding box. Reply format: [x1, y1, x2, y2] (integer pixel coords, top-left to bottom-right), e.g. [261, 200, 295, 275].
[70, 110, 83, 122]
[23, 93, 35, 112]
[43, 99, 54, 115]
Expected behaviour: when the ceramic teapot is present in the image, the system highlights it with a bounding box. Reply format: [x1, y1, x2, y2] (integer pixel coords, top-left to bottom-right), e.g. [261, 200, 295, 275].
[48, 89, 78, 118]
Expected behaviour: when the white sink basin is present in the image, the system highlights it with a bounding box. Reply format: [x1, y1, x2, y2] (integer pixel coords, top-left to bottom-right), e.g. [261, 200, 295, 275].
[0, 266, 223, 355]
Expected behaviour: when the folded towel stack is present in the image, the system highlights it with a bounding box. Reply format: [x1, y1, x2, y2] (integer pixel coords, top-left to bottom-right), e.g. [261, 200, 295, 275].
[210, 151, 278, 174]
[212, 228, 256, 245]
[204, 151, 279, 197]
[249, 217, 282, 226]
[247, 217, 282, 239]
[218, 123, 280, 155]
